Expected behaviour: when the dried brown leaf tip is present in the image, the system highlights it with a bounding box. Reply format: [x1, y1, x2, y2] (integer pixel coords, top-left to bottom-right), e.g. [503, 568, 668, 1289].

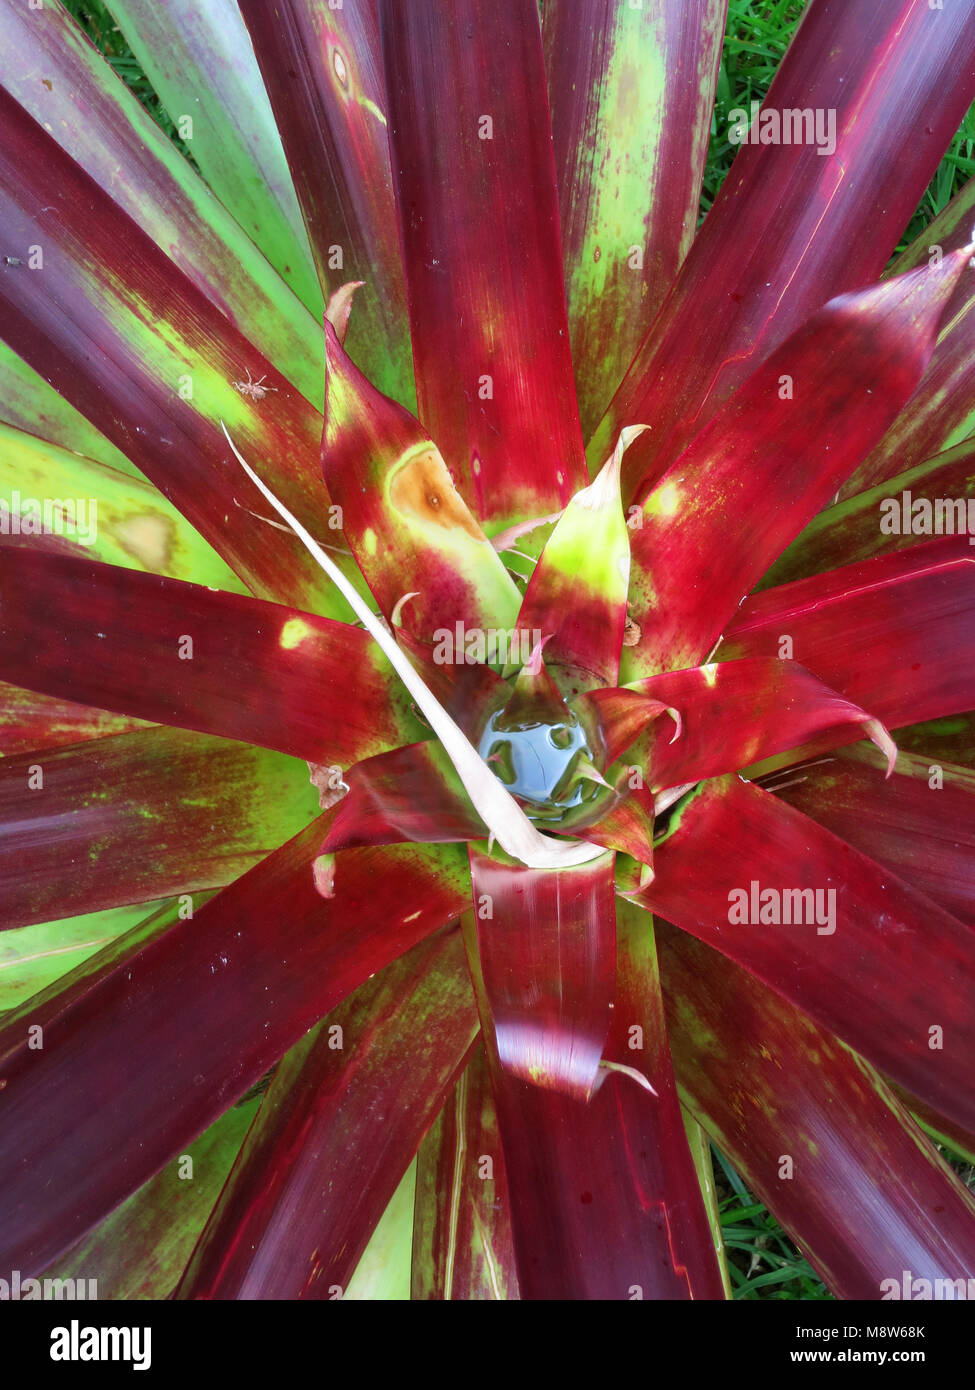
[307, 761, 348, 809]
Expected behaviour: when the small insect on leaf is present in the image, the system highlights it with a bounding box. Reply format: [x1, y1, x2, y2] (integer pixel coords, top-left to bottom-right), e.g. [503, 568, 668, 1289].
[232, 369, 277, 402]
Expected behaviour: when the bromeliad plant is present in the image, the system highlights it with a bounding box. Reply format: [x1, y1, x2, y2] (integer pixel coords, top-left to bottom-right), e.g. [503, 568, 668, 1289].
[1, 0, 975, 1301]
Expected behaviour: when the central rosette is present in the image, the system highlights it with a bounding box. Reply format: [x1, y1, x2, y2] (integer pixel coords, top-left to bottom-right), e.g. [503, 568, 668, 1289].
[477, 703, 600, 823]
[474, 641, 611, 829]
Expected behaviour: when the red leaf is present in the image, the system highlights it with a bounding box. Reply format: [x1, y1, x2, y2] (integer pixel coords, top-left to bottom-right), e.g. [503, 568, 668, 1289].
[844, 181, 975, 498]
[721, 536, 975, 735]
[378, 0, 588, 526]
[642, 776, 975, 1135]
[623, 251, 971, 678]
[321, 741, 486, 853]
[579, 657, 894, 791]
[769, 745, 975, 925]
[464, 909, 726, 1299]
[0, 550, 417, 766]
[467, 849, 617, 1101]
[0, 0, 324, 404]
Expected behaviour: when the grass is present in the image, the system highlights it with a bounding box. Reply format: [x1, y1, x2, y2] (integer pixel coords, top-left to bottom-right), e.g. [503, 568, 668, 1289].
[57, 0, 975, 1302]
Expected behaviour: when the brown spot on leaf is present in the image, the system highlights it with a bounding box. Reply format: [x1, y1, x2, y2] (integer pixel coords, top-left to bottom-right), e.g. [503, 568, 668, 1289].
[307, 761, 348, 809]
[389, 448, 482, 538]
[115, 513, 176, 572]
[623, 615, 641, 646]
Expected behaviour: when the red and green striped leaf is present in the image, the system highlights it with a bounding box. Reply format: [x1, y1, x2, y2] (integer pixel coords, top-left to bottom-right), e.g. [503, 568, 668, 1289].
[411, 1044, 519, 1300]
[542, 0, 727, 435]
[589, 0, 975, 501]
[0, 900, 167, 1012]
[0, 86, 351, 617]
[516, 427, 640, 690]
[322, 318, 521, 639]
[0, 827, 469, 1274]
[237, 0, 414, 405]
[175, 928, 477, 1299]
[0, 684, 147, 757]
[0, 726, 318, 930]
[0, 340, 138, 477]
[762, 436, 975, 589]
[0, 422, 244, 589]
[106, 0, 322, 316]
[0, 0, 324, 405]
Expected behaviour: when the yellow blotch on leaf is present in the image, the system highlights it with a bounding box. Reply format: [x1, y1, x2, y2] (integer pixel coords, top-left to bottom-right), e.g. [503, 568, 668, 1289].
[280, 617, 313, 650]
[646, 480, 682, 518]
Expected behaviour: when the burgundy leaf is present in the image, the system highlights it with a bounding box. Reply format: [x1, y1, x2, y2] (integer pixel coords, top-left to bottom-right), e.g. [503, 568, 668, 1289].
[659, 922, 975, 1299]
[0, 549, 418, 766]
[642, 775, 975, 1135]
[378, 0, 588, 527]
[175, 927, 477, 1299]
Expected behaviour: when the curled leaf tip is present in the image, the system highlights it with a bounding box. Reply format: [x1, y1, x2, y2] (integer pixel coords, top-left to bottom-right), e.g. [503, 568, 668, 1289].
[524, 632, 554, 675]
[585, 424, 652, 511]
[597, 1060, 658, 1097]
[325, 280, 366, 345]
[666, 706, 682, 743]
[864, 718, 898, 779]
[390, 590, 419, 628]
